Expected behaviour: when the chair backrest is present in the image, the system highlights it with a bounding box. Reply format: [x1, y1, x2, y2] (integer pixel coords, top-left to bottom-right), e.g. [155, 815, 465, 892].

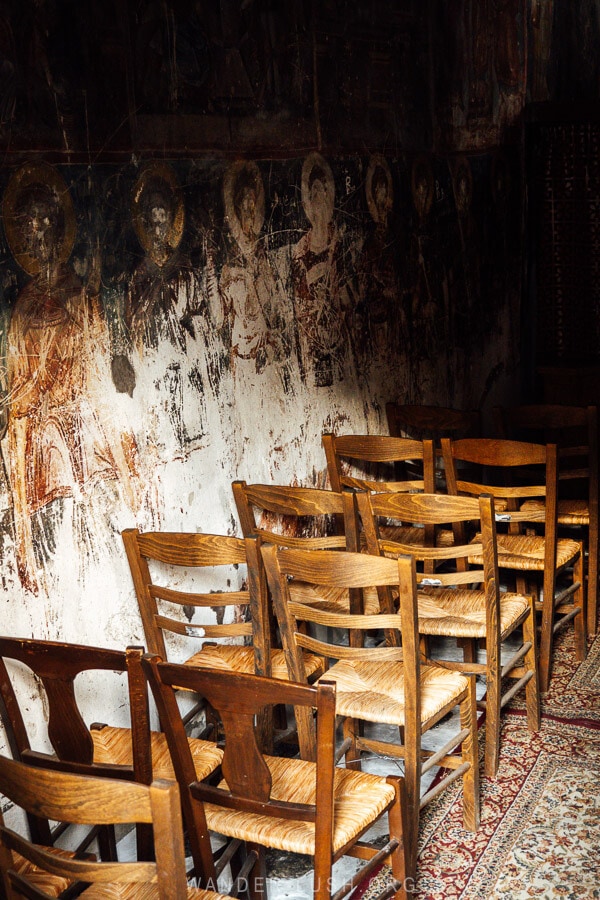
[493, 404, 598, 504]
[356, 490, 500, 633]
[322, 433, 436, 494]
[142, 656, 342, 871]
[0, 637, 151, 846]
[232, 480, 358, 549]
[0, 756, 189, 900]
[441, 437, 558, 541]
[260, 547, 422, 757]
[122, 529, 255, 661]
[386, 403, 482, 441]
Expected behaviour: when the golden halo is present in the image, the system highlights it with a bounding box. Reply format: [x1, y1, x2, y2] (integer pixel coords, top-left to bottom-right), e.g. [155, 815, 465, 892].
[132, 161, 184, 265]
[3, 162, 76, 276]
[223, 160, 265, 256]
[451, 156, 473, 217]
[366, 154, 393, 225]
[301, 152, 334, 227]
[411, 156, 434, 221]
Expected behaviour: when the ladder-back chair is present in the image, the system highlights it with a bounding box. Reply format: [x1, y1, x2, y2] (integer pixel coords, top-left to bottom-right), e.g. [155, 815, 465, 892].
[494, 403, 599, 636]
[441, 437, 586, 693]
[122, 528, 323, 748]
[260, 545, 480, 876]
[142, 657, 409, 900]
[0, 637, 222, 863]
[355, 490, 540, 777]
[0, 755, 235, 900]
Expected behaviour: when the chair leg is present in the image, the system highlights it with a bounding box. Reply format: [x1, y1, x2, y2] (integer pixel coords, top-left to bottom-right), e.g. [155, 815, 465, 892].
[342, 716, 362, 770]
[573, 548, 588, 662]
[523, 598, 541, 734]
[242, 844, 267, 900]
[587, 521, 599, 636]
[460, 677, 480, 833]
[386, 775, 410, 896]
[402, 727, 421, 879]
[484, 644, 501, 779]
[458, 637, 478, 664]
[313, 838, 334, 900]
[538, 573, 555, 696]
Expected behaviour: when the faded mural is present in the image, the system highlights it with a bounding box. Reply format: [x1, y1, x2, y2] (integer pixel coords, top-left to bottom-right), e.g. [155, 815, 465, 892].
[0, 151, 520, 633]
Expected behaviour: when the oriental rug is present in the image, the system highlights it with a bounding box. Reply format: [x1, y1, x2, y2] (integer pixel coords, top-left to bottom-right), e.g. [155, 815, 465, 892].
[357, 634, 600, 899]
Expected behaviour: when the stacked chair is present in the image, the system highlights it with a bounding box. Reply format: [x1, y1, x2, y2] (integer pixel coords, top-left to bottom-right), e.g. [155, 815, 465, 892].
[441, 437, 586, 693]
[494, 403, 598, 636]
[355, 489, 540, 777]
[259, 546, 480, 878]
[322, 432, 451, 556]
[0, 637, 223, 864]
[232, 479, 372, 612]
[0, 755, 236, 899]
[4, 407, 591, 896]
[121, 528, 323, 748]
[142, 657, 409, 900]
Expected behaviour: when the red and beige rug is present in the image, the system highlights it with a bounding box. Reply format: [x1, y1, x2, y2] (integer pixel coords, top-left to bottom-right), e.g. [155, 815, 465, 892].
[357, 633, 600, 899]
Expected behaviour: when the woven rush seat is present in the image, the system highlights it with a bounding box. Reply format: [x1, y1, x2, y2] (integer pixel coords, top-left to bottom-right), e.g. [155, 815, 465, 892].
[522, 497, 590, 526]
[379, 523, 455, 548]
[417, 588, 529, 638]
[184, 644, 323, 680]
[318, 659, 468, 726]
[9, 848, 76, 896]
[469, 532, 581, 569]
[91, 728, 223, 782]
[289, 581, 381, 615]
[82, 885, 234, 898]
[205, 754, 396, 856]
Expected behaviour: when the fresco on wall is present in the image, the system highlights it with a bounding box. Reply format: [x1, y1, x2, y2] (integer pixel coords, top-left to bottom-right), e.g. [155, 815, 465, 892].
[0, 162, 141, 597]
[292, 153, 356, 390]
[433, 0, 527, 151]
[355, 154, 404, 394]
[0, 153, 520, 631]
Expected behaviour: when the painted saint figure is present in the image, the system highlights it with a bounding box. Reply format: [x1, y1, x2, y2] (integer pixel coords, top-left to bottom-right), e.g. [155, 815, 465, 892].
[215, 159, 299, 480]
[292, 153, 352, 388]
[128, 162, 200, 354]
[127, 161, 216, 457]
[217, 160, 296, 393]
[2, 163, 140, 594]
[355, 154, 403, 390]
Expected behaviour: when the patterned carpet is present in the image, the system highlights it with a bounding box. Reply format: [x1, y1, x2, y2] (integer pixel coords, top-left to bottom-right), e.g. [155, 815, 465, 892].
[357, 632, 600, 899]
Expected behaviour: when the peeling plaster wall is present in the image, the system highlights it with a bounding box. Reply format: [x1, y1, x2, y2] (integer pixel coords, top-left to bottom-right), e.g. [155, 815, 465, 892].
[0, 147, 521, 660]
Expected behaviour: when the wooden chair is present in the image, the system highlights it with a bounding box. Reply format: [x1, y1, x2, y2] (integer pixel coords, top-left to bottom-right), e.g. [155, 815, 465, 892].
[322, 433, 445, 548]
[232, 480, 379, 615]
[494, 403, 599, 636]
[385, 403, 482, 489]
[122, 529, 323, 749]
[142, 657, 409, 900]
[385, 403, 482, 442]
[260, 545, 480, 877]
[0, 754, 235, 899]
[441, 438, 587, 694]
[355, 490, 540, 777]
[0, 636, 223, 864]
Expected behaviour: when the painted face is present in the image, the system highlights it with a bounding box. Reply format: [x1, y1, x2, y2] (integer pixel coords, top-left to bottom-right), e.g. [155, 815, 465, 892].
[150, 201, 172, 249]
[374, 181, 389, 223]
[238, 186, 257, 239]
[310, 178, 327, 206]
[20, 199, 58, 264]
